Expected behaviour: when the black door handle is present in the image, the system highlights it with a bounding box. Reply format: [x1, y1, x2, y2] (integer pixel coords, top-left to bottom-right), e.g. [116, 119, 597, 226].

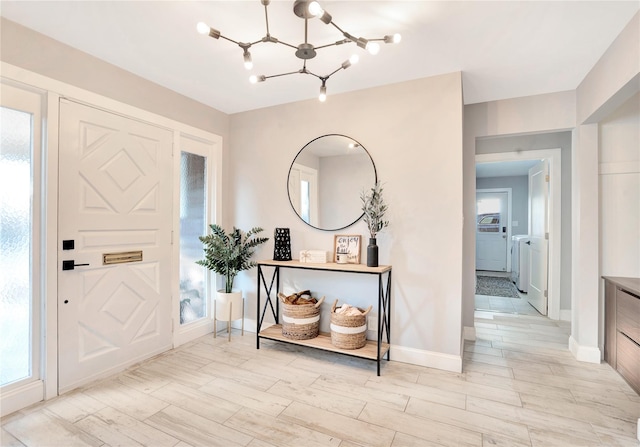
[62, 260, 90, 271]
[525, 241, 531, 245]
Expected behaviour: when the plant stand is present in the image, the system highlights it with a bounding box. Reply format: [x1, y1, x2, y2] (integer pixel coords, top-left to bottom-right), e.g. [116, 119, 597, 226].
[214, 291, 244, 341]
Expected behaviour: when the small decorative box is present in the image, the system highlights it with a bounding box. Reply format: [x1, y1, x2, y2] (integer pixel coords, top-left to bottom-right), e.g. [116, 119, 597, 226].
[299, 250, 327, 263]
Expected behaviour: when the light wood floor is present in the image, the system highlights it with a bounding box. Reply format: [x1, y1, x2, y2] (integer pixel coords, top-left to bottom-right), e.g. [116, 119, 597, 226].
[2, 312, 639, 447]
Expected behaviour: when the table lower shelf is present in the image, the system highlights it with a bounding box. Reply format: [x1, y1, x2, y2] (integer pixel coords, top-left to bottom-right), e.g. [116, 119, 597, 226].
[258, 324, 390, 361]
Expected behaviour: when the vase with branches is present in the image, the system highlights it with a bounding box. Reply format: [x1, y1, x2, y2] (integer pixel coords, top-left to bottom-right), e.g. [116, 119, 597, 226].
[360, 182, 389, 267]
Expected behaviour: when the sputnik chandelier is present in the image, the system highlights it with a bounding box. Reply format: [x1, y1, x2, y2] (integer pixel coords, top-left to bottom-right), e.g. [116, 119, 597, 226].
[197, 0, 401, 102]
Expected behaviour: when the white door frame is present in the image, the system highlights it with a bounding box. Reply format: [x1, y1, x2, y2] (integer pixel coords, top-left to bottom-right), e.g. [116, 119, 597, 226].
[1, 62, 222, 409]
[476, 188, 512, 273]
[476, 149, 562, 320]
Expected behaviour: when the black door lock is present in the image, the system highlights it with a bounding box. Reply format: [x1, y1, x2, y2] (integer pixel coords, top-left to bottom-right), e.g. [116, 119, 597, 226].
[62, 260, 90, 271]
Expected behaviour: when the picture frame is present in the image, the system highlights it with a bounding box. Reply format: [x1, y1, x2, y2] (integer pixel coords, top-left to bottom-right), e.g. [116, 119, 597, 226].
[333, 235, 361, 264]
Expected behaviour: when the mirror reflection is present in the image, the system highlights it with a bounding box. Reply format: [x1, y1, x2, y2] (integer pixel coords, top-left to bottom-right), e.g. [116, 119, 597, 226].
[288, 134, 377, 231]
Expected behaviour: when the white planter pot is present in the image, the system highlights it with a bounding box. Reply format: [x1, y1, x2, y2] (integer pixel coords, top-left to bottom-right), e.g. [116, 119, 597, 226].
[214, 290, 244, 340]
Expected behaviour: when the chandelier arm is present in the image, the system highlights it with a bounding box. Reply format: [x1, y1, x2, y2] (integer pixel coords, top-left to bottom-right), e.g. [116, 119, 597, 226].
[329, 21, 350, 39]
[273, 40, 299, 50]
[263, 1, 271, 36]
[263, 70, 305, 80]
[314, 39, 352, 51]
[219, 34, 242, 46]
[325, 65, 346, 79]
[304, 17, 309, 44]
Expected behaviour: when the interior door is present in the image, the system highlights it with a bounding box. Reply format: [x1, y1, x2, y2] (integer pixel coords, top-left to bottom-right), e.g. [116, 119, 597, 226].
[58, 100, 173, 393]
[476, 191, 508, 271]
[528, 160, 549, 315]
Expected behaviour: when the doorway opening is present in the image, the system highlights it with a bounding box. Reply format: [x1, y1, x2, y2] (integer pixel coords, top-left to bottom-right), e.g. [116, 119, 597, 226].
[474, 147, 562, 319]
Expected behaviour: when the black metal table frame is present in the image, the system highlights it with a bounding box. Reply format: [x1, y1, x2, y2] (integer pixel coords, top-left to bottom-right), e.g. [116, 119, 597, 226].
[256, 262, 392, 375]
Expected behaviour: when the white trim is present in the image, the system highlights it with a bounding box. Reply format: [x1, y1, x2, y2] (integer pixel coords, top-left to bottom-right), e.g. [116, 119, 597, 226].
[476, 148, 562, 320]
[173, 132, 222, 348]
[0, 80, 46, 411]
[44, 91, 60, 401]
[476, 187, 513, 272]
[568, 335, 601, 364]
[390, 344, 462, 373]
[559, 309, 572, 322]
[0, 380, 44, 418]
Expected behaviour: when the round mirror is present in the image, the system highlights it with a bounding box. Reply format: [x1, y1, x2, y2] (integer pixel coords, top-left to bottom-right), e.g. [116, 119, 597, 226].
[287, 134, 377, 231]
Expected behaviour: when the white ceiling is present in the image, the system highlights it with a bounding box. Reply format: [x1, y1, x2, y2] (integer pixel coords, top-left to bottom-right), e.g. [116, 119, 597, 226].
[1, 1, 638, 114]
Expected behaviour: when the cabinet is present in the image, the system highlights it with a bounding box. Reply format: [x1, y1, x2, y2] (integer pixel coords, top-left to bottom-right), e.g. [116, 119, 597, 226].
[256, 260, 392, 375]
[603, 276, 640, 394]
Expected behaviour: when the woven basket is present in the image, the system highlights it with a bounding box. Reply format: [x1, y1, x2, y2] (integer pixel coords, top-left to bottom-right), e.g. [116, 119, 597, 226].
[330, 300, 372, 350]
[280, 295, 325, 340]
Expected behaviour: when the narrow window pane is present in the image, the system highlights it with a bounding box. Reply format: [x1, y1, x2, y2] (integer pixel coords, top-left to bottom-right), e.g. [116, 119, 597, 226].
[180, 152, 207, 324]
[0, 107, 33, 386]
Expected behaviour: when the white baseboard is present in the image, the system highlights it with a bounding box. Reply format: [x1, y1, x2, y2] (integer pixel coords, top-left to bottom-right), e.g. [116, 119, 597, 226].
[0, 380, 44, 417]
[464, 326, 476, 341]
[559, 309, 572, 322]
[390, 344, 462, 373]
[569, 336, 602, 364]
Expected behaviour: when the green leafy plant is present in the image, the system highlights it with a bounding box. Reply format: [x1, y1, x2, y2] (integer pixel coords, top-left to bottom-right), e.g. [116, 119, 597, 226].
[196, 225, 269, 293]
[361, 182, 389, 239]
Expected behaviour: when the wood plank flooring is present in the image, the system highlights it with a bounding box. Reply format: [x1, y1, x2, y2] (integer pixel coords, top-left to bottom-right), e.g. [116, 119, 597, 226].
[2, 312, 639, 447]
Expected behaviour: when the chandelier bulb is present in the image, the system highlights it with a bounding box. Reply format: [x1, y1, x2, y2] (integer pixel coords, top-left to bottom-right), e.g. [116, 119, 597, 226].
[250, 75, 266, 84]
[366, 42, 380, 55]
[243, 51, 253, 70]
[349, 54, 359, 65]
[196, 22, 210, 35]
[384, 33, 402, 44]
[319, 85, 327, 102]
[308, 1, 323, 16]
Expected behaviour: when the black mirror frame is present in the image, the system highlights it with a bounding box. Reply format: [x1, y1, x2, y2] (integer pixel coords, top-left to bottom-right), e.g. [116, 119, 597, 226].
[287, 134, 378, 232]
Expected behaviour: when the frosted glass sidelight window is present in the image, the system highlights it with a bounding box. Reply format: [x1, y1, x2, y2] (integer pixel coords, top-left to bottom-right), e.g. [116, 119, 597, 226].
[179, 152, 207, 324]
[0, 107, 33, 386]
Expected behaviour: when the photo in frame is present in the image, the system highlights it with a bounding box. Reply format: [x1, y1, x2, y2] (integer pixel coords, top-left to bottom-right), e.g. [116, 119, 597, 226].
[333, 235, 361, 264]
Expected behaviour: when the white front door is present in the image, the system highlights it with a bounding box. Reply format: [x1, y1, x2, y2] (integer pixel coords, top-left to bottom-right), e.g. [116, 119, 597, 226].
[58, 100, 173, 393]
[476, 191, 509, 271]
[528, 160, 549, 315]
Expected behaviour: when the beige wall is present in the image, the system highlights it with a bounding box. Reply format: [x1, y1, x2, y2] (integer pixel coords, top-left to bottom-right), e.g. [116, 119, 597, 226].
[0, 18, 229, 139]
[475, 132, 573, 313]
[463, 92, 576, 333]
[229, 74, 466, 370]
[599, 93, 640, 279]
[571, 12, 639, 361]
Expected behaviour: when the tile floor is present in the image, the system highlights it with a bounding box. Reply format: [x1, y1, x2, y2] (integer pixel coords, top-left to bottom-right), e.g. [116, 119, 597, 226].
[2, 312, 640, 447]
[475, 270, 538, 315]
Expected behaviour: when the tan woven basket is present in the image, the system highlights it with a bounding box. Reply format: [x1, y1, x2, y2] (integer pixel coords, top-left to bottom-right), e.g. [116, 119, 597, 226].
[280, 294, 325, 340]
[330, 300, 372, 350]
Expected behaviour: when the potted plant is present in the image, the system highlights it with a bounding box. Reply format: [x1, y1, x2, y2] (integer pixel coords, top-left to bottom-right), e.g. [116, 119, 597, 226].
[197, 224, 268, 338]
[361, 182, 389, 267]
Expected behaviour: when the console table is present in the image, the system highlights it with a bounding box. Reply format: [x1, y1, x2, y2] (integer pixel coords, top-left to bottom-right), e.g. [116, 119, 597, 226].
[256, 260, 392, 375]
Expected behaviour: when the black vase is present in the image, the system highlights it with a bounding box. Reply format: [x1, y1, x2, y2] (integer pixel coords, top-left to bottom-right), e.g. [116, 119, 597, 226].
[367, 237, 379, 267]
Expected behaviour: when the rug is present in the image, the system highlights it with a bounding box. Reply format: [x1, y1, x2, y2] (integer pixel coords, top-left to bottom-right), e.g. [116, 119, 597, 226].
[475, 275, 520, 298]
